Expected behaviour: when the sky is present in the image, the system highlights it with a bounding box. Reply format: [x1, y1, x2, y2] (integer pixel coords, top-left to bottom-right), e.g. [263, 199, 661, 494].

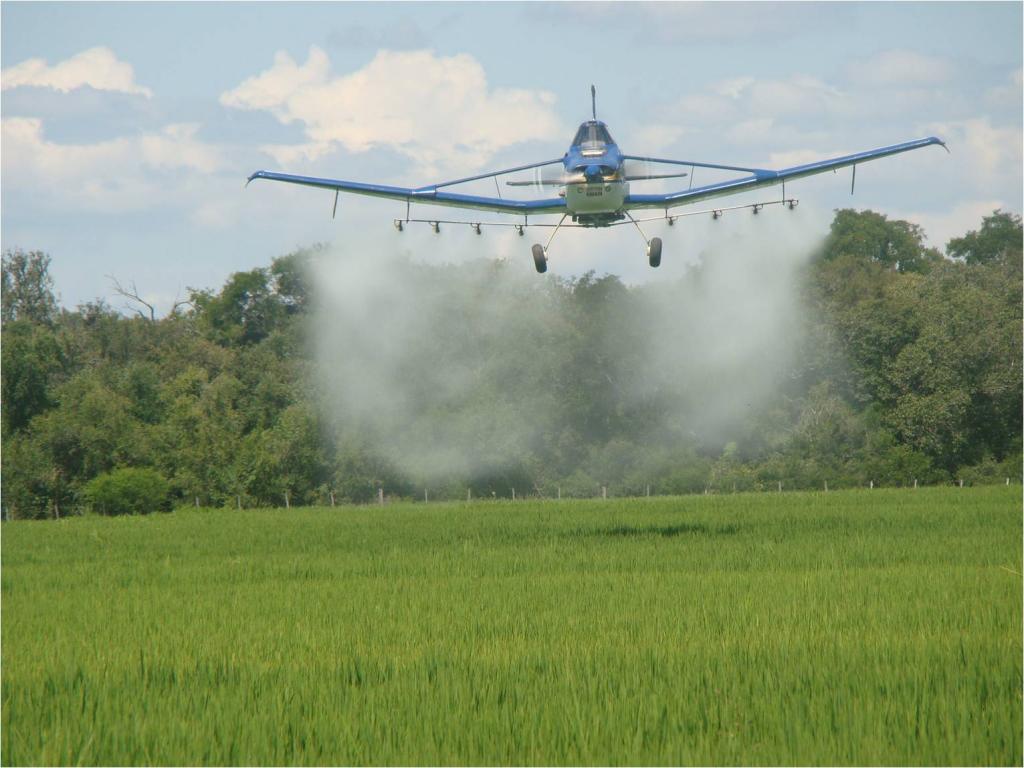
[2, 1, 1021, 313]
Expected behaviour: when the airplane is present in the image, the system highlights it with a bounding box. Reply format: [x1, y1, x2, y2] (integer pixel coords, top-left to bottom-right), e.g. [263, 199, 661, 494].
[247, 86, 947, 274]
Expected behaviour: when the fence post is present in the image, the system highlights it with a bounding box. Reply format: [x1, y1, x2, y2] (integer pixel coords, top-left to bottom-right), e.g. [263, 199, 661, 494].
[646, 484, 650, 497]
[195, 496, 199, 508]
[424, 489, 429, 503]
[959, 479, 964, 488]
[512, 488, 516, 501]
[914, 478, 918, 489]
[378, 488, 384, 506]
[557, 486, 561, 500]
[237, 495, 241, 510]
[330, 491, 336, 507]
[824, 480, 828, 492]
[602, 486, 607, 500]
[467, 488, 472, 502]
[869, 480, 873, 490]
[778, 481, 782, 493]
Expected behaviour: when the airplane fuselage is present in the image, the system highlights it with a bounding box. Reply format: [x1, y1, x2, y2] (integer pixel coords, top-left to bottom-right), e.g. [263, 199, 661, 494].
[561, 120, 627, 226]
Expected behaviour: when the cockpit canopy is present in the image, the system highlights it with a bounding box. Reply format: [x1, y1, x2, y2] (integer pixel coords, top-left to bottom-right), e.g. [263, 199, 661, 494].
[573, 121, 615, 155]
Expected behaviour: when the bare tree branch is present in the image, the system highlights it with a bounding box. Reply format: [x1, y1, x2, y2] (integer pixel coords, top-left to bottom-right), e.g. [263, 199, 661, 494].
[169, 286, 194, 316]
[107, 274, 156, 321]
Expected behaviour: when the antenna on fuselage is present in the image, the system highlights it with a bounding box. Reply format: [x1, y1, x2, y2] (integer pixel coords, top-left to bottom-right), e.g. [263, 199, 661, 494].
[591, 84, 597, 120]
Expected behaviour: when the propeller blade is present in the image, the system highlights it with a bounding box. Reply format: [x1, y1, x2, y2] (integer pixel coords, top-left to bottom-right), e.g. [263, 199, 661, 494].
[506, 165, 585, 188]
[622, 171, 690, 182]
[622, 159, 690, 184]
[506, 179, 573, 187]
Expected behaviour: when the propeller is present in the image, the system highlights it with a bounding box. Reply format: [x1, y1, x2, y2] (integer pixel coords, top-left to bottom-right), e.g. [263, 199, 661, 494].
[621, 158, 689, 183]
[506, 166, 587, 188]
[505, 160, 689, 188]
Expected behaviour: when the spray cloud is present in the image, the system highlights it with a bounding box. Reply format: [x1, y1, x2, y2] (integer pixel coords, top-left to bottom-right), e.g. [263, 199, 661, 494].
[311, 210, 823, 488]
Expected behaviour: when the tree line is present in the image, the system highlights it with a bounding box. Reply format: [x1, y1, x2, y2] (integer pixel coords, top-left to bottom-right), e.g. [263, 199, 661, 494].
[2, 209, 1020, 517]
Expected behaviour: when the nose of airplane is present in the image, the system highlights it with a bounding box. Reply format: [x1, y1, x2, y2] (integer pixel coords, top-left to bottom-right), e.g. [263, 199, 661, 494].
[584, 164, 603, 181]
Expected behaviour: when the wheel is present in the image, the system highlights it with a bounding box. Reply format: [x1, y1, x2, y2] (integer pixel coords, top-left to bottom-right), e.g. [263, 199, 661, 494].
[532, 244, 547, 274]
[647, 237, 662, 268]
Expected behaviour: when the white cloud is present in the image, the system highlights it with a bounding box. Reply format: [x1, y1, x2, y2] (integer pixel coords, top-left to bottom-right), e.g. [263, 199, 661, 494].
[985, 68, 1024, 108]
[728, 117, 775, 145]
[848, 49, 954, 86]
[256, 141, 336, 167]
[191, 197, 247, 230]
[715, 77, 755, 100]
[658, 74, 852, 145]
[2, 117, 224, 212]
[674, 92, 739, 123]
[221, 48, 330, 114]
[746, 75, 849, 116]
[1, 47, 152, 97]
[220, 47, 566, 178]
[767, 148, 851, 169]
[894, 199, 1008, 249]
[628, 124, 688, 154]
[924, 117, 1023, 188]
[139, 123, 224, 173]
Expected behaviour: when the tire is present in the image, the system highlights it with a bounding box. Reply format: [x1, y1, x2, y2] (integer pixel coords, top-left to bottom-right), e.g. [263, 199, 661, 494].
[532, 244, 548, 274]
[648, 237, 662, 268]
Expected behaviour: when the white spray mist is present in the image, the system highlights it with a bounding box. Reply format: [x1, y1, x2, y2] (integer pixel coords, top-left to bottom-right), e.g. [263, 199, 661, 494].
[310, 206, 824, 484]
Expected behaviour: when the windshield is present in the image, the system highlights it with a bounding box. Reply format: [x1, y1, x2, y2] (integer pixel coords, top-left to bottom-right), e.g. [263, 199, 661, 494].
[573, 122, 614, 150]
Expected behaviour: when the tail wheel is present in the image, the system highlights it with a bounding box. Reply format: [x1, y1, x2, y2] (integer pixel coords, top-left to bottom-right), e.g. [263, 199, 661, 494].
[532, 244, 548, 274]
[647, 237, 662, 268]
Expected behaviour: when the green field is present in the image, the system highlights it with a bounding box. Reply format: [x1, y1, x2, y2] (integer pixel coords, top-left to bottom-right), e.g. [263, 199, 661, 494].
[2, 487, 1020, 765]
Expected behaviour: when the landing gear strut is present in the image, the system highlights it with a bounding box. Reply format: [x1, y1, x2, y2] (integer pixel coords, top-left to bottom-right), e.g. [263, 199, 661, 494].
[530, 213, 568, 274]
[624, 211, 662, 268]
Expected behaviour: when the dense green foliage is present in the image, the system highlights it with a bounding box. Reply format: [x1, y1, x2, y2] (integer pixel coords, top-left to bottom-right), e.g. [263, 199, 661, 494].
[1, 210, 1020, 517]
[2, 487, 1020, 764]
[82, 467, 171, 516]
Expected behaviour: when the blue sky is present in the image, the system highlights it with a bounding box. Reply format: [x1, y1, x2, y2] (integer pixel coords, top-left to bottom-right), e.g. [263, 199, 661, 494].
[2, 2, 1021, 312]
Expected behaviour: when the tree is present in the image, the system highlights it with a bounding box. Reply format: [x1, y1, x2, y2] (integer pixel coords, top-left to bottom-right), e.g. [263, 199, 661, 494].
[823, 209, 941, 274]
[946, 210, 1023, 266]
[2, 249, 58, 325]
[1, 434, 56, 519]
[1, 321, 64, 434]
[83, 468, 171, 515]
[1, 206, 1019, 518]
[881, 258, 1022, 468]
[270, 246, 320, 315]
[243, 403, 327, 505]
[191, 269, 284, 346]
[33, 371, 146, 488]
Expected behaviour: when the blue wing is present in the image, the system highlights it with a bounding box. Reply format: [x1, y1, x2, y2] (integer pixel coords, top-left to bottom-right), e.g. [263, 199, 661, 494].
[247, 158, 567, 216]
[623, 137, 947, 211]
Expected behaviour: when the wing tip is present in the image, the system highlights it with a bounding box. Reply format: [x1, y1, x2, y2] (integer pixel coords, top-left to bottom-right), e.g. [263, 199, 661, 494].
[927, 136, 950, 153]
[246, 170, 268, 188]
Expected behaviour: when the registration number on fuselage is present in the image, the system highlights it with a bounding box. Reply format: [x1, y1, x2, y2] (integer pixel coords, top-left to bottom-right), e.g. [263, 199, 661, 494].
[566, 181, 627, 214]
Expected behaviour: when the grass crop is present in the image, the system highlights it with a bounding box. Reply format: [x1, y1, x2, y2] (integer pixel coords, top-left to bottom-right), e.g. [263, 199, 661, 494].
[2, 487, 1020, 765]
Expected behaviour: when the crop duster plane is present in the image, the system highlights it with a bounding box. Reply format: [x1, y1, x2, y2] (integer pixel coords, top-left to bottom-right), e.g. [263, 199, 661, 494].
[247, 86, 947, 274]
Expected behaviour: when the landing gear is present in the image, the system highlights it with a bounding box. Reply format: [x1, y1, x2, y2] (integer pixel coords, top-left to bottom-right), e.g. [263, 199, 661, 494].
[532, 244, 548, 273]
[529, 213, 567, 274]
[647, 237, 662, 268]
[624, 211, 663, 269]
